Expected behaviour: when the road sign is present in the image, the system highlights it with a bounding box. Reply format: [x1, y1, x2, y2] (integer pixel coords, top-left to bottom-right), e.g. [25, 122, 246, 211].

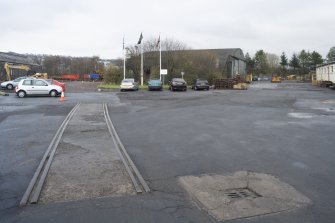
[161, 69, 168, 75]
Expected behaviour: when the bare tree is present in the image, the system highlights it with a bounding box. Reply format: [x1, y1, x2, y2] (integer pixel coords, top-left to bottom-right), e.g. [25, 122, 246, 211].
[266, 53, 280, 74]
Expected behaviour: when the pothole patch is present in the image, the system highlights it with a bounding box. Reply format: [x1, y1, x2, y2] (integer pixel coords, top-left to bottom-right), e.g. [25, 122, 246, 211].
[179, 171, 311, 221]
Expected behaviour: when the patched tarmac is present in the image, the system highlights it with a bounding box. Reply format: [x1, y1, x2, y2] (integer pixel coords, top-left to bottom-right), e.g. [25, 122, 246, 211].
[179, 171, 311, 221]
[40, 104, 136, 203]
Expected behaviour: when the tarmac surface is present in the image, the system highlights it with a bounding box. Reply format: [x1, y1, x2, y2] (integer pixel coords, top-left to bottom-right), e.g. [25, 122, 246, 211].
[0, 81, 335, 223]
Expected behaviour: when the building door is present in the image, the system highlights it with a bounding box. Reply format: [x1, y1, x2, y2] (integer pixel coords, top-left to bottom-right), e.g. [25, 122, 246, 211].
[227, 62, 232, 78]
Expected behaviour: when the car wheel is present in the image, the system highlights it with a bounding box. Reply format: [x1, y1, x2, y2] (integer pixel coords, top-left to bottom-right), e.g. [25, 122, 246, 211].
[17, 90, 26, 98]
[194, 86, 198, 91]
[6, 84, 13, 90]
[50, 90, 58, 97]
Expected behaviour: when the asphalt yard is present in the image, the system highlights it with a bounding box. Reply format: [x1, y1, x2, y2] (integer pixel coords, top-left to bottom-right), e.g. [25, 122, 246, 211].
[0, 82, 335, 223]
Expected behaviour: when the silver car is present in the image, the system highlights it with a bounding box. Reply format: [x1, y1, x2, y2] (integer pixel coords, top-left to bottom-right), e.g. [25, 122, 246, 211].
[15, 78, 63, 98]
[1, 77, 28, 90]
[120, 79, 139, 91]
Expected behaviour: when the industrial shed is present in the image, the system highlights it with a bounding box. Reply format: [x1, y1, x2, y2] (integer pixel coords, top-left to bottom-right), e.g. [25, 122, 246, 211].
[141, 48, 246, 80]
[0, 52, 40, 81]
[190, 48, 246, 78]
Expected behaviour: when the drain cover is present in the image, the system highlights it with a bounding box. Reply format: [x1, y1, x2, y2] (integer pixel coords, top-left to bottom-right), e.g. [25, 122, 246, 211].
[179, 171, 311, 221]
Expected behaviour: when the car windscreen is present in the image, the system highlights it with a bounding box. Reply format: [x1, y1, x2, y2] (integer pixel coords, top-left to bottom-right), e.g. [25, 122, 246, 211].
[197, 80, 208, 84]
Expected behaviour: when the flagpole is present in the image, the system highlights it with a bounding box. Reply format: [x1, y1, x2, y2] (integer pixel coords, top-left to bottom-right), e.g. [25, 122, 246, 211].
[141, 41, 143, 86]
[123, 36, 126, 80]
[159, 33, 162, 81]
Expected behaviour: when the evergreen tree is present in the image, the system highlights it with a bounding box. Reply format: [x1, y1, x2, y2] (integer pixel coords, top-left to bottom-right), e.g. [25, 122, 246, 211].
[298, 50, 311, 74]
[245, 52, 255, 75]
[309, 51, 323, 69]
[289, 54, 300, 74]
[280, 52, 288, 67]
[253, 50, 268, 75]
[280, 52, 288, 75]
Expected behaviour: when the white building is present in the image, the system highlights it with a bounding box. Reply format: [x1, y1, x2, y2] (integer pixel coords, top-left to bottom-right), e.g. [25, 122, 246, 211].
[316, 61, 335, 84]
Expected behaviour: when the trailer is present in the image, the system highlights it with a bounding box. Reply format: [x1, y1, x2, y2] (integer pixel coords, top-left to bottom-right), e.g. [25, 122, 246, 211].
[316, 62, 335, 87]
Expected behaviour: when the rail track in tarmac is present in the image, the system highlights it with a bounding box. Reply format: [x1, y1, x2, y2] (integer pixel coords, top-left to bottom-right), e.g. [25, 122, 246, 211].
[20, 103, 149, 206]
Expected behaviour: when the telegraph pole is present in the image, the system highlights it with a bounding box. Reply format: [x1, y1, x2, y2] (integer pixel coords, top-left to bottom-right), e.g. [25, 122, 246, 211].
[123, 36, 126, 80]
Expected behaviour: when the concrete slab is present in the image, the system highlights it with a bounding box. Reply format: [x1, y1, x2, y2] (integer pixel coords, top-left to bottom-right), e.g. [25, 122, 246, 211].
[179, 171, 311, 221]
[39, 104, 135, 203]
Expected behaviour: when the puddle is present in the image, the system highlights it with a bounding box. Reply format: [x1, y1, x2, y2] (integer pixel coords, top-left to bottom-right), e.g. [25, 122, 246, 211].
[287, 113, 317, 119]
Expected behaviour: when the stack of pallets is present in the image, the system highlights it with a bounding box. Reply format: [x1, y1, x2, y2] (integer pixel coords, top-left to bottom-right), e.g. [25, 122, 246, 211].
[214, 79, 237, 89]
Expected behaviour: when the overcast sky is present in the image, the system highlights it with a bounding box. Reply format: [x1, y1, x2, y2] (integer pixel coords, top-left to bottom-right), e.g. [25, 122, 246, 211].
[1, 0, 334, 59]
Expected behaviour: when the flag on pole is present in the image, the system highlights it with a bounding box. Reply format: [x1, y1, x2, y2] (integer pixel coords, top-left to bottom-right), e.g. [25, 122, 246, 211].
[123, 36, 125, 50]
[156, 35, 160, 47]
[137, 33, 143, 44]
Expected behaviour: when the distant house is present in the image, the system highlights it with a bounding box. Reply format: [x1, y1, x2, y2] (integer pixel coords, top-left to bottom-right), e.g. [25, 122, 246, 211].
[99, 59, 120, 67]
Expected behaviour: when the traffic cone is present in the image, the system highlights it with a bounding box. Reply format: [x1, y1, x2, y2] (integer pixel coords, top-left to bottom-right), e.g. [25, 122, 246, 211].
[60, 92, 65, 102]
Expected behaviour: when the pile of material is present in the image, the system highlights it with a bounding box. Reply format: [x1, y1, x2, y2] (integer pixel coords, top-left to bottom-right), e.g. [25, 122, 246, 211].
[214, 79, 236, 89]
[0, 91, 9, 96]
[319, 81, 333, 88]
[233, 83, 248, 90]
[214, 76, 248, 90]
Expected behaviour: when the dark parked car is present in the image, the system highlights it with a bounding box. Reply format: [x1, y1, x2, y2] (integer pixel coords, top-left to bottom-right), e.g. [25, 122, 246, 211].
[148, 79, 163, 91]
[169, 78, 187, 91]
[192, 79, 209, 90]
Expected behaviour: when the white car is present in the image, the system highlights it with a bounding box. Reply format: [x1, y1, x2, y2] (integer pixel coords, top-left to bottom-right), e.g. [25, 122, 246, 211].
[15, 78, 63, 98]
[1, 77, 28, 90]
[120, 79, 139, 91]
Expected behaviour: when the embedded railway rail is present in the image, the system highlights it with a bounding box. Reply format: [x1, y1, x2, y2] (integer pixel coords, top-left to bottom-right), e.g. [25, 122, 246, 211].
[20, 103, 149, 206]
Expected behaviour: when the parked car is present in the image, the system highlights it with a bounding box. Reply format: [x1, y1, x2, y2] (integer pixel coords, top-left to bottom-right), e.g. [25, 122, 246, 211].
[15, 78, 63, 98]
[45, 79, 66, 92]
[263, 76, 270, 81]
[1, 76, 28, 90]
[252, 76, 258, 81]
[259, 76, 270, 81]
[120, 79, 139, 91]
[169, 78, 187, 91]
[192, 79, 209, 90]
[148, 79, 163, 91]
